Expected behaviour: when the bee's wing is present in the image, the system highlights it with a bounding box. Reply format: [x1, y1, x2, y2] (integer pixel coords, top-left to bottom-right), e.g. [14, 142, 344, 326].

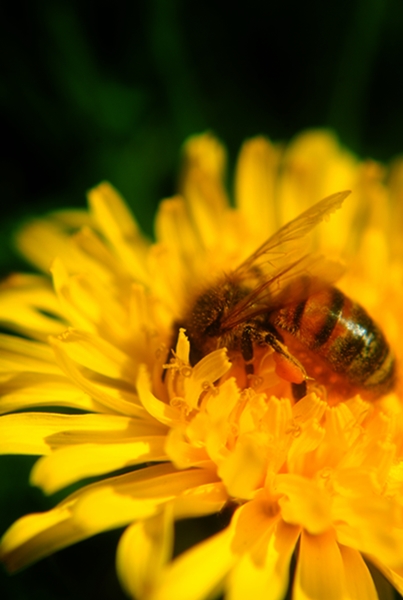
[235, 190, 350, 276]
[221, 191, 350, 330]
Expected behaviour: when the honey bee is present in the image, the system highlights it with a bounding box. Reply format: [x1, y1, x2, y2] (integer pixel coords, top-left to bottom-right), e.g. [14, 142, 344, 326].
[174, 191, 395, 401]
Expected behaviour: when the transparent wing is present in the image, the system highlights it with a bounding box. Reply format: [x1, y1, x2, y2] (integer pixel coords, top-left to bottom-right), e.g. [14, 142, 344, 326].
[220, 191, 350, 330]
[235, 190, 350, 276]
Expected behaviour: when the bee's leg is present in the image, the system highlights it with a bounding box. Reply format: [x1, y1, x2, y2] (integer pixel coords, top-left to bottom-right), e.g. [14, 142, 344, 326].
[264, 331, 307, 386]
[291, 381, 307, 401]
[241, 325, 256, 377]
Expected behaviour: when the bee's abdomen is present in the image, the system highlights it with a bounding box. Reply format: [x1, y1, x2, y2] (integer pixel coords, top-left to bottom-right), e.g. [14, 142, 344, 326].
[271, 288, 395, 397]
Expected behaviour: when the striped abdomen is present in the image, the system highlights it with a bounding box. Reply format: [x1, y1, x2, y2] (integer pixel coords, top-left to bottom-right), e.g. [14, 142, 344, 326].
[271, 287, 395, 398]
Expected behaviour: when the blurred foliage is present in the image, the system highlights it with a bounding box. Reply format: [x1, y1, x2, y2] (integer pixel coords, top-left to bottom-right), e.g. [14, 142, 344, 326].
[1, 0, 403, 598]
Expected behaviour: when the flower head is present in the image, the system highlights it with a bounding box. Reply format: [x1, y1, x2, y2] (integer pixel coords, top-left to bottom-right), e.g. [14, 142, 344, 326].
[1, 131, 403, 599]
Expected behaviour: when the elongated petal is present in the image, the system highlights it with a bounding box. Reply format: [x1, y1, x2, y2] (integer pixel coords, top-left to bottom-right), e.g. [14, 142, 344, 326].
[88, 182, 149, 282]
[73, 226, 136, 290]
[228, 520, 300, 600]
[171, 481, 228, 519]
[165, 427, 211, 469]
[0, 335, 101, 414]
[155, 197, 202, 269]
[293, 530, 346, 600]
[50, 335, 147, 417]
[0, 373, 103, 415]
[31, 436, 168, 493]
[0, 333, 60, 374]
[180, 134, 228, 250]
[71, 468, 222, 532]
[334, 496, 403, 569]
[0, 274, 66, 340]
[137, 365, 181, 426]
[235, 136, 279, 242]
[339, 545, 378, 600]
[287, 418, 325, 468]
[16, 217, 93, 274]
[117, 508, 174, 600]
[150, 527, 234, 600]
[0, 492, 161, 574]
[0, 502, 82, 572]
[184, 349, 231, 411]
[48, 328, 136, 383]
[0, 412, 165, 454]
[1, 466, 216, 572]
[368, 559, 403, 597]
[51, 258, 129, 337]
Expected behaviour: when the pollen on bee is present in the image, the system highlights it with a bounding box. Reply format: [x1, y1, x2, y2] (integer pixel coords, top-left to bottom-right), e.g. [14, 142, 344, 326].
[272, 352, 305, 384]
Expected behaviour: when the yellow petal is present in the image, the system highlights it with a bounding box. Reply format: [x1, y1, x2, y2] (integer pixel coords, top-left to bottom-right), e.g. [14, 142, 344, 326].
[72, 225, 133, 286]
[292, 392, 328, 423]
[30, 436, 168, 493]
[325, 402, 362, 452]
[287, 418, 325, 469]
[235, 136, 279, 242]
[174, 327, 191, 363]
[50, 335, 147, 417]
[339, 545, 378, 600]
[151, 527, 234, 600]
[129, 283, 165, 363]
[334, 496, 403, 569]
[0, 373, 101, 415]
[0, 412, 165, 455]
[50, 258, 130, 341]
[368, 559, 403, 597]
[0, 481, 167, 573]
[165, 426, 210, 469]
[16, 217, 90, 274]
[155, 197, 202, 264]
[218, 433, 267, 499]
[87, 182, 149, 282]
[72, 468, 220, 532]
[293, 529, 346, 600]
[0, 333, 60, 373]
[137, 365, 181, 426]
[172, 482, 227, 519]
[274, 474, 332, 534]
[98, 463, 217, 498]
[181, 133, 227, 185]
[50, 208, 94, 228]
[0, 501, 81, 572]
[180, 169, 226, 250]
[180, 134, 228, 248]
[205, 377, 240, 422]
[0, 464, 180, 572]
[49, 328, 135, 383]
[0, 274, 66, 340]
[73, 490, 162, 532]
[116, 508, 174, 600]
[228, 520, 300, 600]
[184, 349, 231, 411]
[230, 493, 281, 554]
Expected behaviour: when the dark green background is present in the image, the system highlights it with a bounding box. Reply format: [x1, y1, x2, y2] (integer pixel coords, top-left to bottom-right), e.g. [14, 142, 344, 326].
[1, 0, 403, 598]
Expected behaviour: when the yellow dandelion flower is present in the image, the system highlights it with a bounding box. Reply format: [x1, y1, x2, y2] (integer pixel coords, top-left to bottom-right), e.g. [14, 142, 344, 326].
[1, 130, 403, 600]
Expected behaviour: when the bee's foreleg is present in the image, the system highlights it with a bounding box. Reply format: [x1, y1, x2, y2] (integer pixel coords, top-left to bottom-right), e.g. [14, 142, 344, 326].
[241, 325, 256, 376]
